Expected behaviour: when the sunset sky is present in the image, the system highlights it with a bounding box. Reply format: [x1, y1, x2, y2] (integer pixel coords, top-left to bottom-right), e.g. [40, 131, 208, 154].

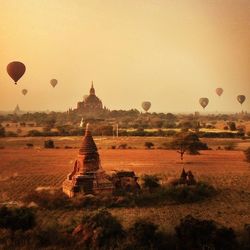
[0, 0, 249, 113]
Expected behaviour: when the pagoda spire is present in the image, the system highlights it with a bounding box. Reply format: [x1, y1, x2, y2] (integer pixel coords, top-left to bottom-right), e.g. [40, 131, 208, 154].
[79, 123, 98, 155]
[90, 81, 95, 95]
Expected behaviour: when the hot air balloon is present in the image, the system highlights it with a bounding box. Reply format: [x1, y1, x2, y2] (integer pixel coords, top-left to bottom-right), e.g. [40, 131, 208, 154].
[22, 89, 28, 95]
[237, 95, 246, 105]
[50, 79, 58, 88]
[199, 98, 209, 109]
[7, 61, 26, 84]
[216, 88, 223, 97]
[142, 101, 151, 112]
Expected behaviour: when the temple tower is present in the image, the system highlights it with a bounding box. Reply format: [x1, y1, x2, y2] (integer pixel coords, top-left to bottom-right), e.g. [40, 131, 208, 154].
[62, 124, 113, 197]
[89, 81, 95, 95]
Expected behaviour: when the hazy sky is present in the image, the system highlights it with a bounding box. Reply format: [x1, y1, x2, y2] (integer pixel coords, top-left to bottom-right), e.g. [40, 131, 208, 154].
[0, 0, 249, 113]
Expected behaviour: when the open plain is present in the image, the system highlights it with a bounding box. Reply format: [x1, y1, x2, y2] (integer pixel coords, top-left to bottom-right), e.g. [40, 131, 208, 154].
[0, 136, 249, 233]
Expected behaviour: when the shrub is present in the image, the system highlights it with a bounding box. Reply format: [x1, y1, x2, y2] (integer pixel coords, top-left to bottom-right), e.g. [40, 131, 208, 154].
[23, 190, 69, 209]
[71, 194, 102, 209]
[144, 141, 154, 149]
[244, 147, 250, 162]
[33, 225, 72, 248]
[27, 129, 42, 136]
[0, 206, 36, 231]
[126, 220, 160, 249]
[79, 209, 124, 249]
[167, 182, 216, 203]
[228, 122, 237, 131]
[44, 140, 55, 148]
[124, 220, 176, 250]
[175, 215, 238, 250]
[142, 175, 160, 191]
[26, 143, 34, 148]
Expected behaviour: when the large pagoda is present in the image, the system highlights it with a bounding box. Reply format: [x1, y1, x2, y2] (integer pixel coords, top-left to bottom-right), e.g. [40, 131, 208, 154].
[62, 124, 113, 197]
[75, 82, 105, 114]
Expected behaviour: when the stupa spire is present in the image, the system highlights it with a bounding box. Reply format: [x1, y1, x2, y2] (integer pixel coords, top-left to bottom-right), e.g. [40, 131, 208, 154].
[79, 123, 98, 155]
[90, 81, 95, 95]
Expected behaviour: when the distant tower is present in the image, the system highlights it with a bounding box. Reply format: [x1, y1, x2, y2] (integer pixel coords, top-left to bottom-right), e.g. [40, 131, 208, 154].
[90, 81, 95, 95]
[14, 105, 21, 114]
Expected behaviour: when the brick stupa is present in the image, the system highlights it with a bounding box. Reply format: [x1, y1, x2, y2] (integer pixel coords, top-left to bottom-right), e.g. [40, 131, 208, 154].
[62, 124, 113, 197]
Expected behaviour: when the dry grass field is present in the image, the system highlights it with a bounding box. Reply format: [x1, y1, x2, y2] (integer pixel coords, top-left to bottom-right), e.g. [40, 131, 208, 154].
[0, 136, 249, 234]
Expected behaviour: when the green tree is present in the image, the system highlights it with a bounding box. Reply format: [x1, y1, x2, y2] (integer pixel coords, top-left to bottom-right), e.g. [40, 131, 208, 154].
[171, 132, 208, 155]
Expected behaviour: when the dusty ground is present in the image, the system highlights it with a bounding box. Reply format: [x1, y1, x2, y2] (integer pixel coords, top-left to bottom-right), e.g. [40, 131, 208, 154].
[0, 138, 249, 233]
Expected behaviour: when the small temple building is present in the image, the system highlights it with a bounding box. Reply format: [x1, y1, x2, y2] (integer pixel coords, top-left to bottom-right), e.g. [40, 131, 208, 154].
[62, 124, 113, 197]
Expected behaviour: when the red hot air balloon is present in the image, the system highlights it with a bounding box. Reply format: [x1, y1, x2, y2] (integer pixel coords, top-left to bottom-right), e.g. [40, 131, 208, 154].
[22, 89, 28, 95]
[199, 97, 209, 109]
[7, 61, 26, 84]
[237, 95, 246, 105]
[216, 88, 223, 97]
[50, 79, 58, 88]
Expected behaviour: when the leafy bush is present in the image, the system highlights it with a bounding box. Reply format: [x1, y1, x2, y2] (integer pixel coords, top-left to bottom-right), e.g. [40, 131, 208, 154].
[166, 182, 216, 203]
[132, 182, 216, 207]
[144, 141, 154, 149]
[125, 220, 166, 249]
[44, 140, 55, 148]
[23, 190, 69, 210]
[0, 206, 35, 231]
[33, 225, 72, 248]
[79, 209, 124, 249]
[27, 129, 43, 136]
[228, 121, 237, 131]
[142, 175, 160, 191]
[175, 215, 238, 250]
[71, 194, 103, 209]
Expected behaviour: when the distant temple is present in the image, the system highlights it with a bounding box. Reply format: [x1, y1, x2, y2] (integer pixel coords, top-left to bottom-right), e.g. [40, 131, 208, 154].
[13, 105, 21, 115]
[72, 82, 108, 116]
[62, 124, 113, 197]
